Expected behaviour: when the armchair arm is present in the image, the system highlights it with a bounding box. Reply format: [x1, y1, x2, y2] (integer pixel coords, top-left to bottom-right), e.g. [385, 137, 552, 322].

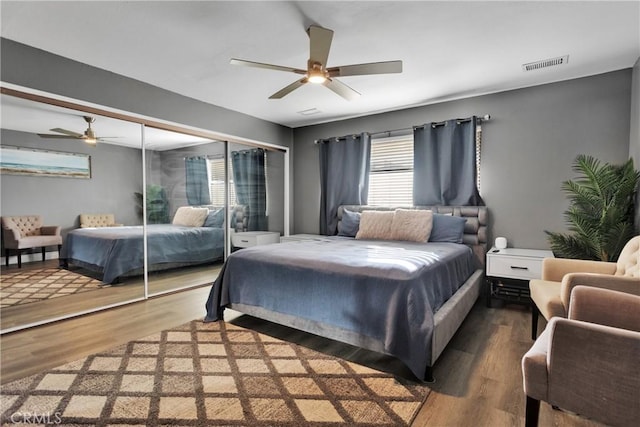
[40, 225, 61, 236]
[546, 318, 640, 425]
[2, 225, 21, 247]
[560, 273, 640, 309]
[541, 257, 616, 282]
[568, 286, 640, 332]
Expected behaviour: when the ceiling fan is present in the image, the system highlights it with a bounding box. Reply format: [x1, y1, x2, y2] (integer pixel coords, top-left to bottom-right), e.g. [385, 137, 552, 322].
[230, 25, 403, 100]
[38, 116, 117, 145]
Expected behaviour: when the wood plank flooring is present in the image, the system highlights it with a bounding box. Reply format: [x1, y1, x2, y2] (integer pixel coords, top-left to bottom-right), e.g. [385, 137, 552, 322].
[1, 274, 607, 426]
[0, 260, 221, 331]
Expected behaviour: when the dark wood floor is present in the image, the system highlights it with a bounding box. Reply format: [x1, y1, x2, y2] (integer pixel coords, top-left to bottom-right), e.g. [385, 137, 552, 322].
[1, 266, 606, 426]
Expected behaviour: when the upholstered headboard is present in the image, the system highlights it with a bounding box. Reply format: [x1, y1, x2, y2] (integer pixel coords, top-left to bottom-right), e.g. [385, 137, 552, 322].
[230, 204, 250, 232]
[337, 205, 489, 268]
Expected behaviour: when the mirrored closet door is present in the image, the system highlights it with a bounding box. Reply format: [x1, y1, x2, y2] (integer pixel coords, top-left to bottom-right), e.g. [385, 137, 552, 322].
[143, 126, 227, 296]
[0, 93, 145, 331]
[1, 89, 290, 333]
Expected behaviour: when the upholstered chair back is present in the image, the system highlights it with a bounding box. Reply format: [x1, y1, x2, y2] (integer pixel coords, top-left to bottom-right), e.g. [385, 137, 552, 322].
[80, 213, 118, 228]
[615, 235, 640, 278]
[1, 215, 43, 237]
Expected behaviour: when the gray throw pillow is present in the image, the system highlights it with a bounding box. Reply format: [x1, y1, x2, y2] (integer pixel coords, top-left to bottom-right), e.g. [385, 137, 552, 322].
[338, 208, 361, 237]
[429, 214, 466, 243]
[204, 208, 225, 228]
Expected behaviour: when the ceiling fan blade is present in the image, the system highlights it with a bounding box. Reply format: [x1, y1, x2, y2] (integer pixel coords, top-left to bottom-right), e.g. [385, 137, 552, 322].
[230, 58, 306, 75]
[50, 128, 84, 138]
[37, 133, 81, 139]
[308, 25, 333, 66]
[322, 78, 361, 101]
[328, 60, 403, 77]
[269, 78, 308, 99]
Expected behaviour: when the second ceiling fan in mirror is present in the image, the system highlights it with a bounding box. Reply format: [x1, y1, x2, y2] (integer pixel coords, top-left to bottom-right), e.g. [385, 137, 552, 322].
[38, 115, 119, 145]
[231, 25, 403, 100]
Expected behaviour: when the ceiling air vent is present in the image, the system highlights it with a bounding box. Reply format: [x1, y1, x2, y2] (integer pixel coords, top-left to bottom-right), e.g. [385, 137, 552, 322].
[522, 55, 569, 72]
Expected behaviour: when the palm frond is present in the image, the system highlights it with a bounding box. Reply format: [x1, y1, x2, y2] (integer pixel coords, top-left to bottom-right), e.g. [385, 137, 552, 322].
[545, 155, 639, 261]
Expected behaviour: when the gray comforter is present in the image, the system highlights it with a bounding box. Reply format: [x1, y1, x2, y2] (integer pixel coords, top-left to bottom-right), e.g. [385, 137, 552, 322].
[205, 237, 474, 380]
[62, 224, 225, 284]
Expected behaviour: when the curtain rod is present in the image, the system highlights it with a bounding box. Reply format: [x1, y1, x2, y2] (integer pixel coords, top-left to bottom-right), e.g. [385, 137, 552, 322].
[315, 114, 491, 143]
[374, 114, 491, 136]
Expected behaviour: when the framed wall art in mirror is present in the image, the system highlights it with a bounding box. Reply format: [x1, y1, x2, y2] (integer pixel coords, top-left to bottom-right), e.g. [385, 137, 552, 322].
[0, 145, 91, 179]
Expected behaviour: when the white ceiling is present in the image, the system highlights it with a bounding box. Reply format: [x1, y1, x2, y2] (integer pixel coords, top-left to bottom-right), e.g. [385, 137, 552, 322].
[1, 1, 639, 129]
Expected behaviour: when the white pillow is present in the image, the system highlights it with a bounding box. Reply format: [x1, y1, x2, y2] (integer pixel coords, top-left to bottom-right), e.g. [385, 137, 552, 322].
[391, 209, 433, 242]
[355, 211, 395, 240]
[172, 206, 209, 227]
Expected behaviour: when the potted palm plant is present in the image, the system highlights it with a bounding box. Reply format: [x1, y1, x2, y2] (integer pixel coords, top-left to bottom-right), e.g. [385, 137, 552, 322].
[545, 154, 639, 262]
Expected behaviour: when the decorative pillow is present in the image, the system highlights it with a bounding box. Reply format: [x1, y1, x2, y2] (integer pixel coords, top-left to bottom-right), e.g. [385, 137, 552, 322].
[391, 209, 433, 242]
[355, 211, 395, 240]
[204, 208, 225, 228]
[429, 213, 466, 243]
[172, 206, 209, 227]
[338, 209, 361, 237]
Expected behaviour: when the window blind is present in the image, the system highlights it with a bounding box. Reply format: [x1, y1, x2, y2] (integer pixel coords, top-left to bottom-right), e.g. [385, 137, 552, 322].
[208, 157, 236, 206]
[367, 136, 413, 206]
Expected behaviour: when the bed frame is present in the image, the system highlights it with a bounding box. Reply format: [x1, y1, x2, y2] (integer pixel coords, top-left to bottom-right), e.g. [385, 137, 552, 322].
[228, 205, 488, 381]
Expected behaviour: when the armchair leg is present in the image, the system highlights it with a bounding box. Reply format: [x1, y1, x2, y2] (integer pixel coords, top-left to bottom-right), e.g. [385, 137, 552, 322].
[531, 305, 539, 340]
[17, 250, 21, 268]
[525, 396, 540, 427]
[41, 246, 46, 262]
[4, 249, 8, 267]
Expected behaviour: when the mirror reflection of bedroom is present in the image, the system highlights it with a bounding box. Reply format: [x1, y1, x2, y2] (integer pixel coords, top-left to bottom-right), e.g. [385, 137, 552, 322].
[0, 93, 286, 332]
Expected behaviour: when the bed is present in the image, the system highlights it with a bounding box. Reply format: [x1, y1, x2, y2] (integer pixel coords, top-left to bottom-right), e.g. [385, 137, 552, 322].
[205, 205, 488, 381]
[61, 224, 225, 284]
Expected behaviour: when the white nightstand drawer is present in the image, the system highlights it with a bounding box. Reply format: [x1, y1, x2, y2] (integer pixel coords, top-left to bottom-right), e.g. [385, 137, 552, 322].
[232, 231, 280, 248]
[487, 255, 544, 280]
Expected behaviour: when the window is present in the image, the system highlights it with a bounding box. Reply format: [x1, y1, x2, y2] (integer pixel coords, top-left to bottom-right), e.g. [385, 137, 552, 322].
[208, 157, 236, 206]
[367, 135, 414, 206]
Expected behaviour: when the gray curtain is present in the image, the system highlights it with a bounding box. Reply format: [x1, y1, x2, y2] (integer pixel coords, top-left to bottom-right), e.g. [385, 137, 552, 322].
[319, 133, 371, 235]
[413, 117, 483, 206]
[185, 156, 211, 206]
[232, 148, 267, 231]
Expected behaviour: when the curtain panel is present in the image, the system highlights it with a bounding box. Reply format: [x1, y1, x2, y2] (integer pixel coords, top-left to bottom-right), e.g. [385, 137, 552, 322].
[319, 133, 371, 235]
[185, 156, 211, 206]
[413, 117, 484, 206]
[232, 148, 267, 231]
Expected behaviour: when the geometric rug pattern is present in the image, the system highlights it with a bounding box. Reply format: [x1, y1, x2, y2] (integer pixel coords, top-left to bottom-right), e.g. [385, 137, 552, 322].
[1, 319, 430, 426]
[0, 267, 102, 308]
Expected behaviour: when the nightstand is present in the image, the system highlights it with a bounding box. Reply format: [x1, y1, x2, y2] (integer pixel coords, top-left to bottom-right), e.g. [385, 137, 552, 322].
[231, 231, 281, 249]
[486, 247, 554, 307]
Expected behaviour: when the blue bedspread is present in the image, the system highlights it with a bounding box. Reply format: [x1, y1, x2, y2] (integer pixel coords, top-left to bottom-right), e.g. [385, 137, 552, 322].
[62, 224, 224, 284]
[205, 237, 474, 380]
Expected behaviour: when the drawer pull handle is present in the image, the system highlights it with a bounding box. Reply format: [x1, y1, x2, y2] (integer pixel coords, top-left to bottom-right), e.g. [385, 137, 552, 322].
[241, 239, 249, 243]
[510, 266, 529, 270]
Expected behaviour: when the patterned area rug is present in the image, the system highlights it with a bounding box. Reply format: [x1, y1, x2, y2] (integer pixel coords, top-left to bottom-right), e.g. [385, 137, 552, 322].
[1, 320, 430, 426]
[0, 267, 102, 308]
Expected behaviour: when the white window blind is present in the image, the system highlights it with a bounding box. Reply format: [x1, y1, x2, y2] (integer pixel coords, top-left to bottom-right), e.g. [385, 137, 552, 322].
[208, 157, 236, 206]
[367, 136, 414, 206]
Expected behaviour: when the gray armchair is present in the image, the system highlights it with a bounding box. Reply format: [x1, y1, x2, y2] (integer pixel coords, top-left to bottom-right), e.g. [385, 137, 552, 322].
[522, 286, 640, 427]
[1, 215, 62, 268]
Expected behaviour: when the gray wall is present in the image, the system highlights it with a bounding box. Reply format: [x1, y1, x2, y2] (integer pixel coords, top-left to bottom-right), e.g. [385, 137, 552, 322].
[1, 129, 143, 239]
[1, 39, 293, 148]
[292, 70, 633, 250]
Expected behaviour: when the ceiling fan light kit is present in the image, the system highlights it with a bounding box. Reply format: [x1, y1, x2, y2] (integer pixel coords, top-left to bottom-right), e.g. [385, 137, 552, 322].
[230, 25, 402, 100]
